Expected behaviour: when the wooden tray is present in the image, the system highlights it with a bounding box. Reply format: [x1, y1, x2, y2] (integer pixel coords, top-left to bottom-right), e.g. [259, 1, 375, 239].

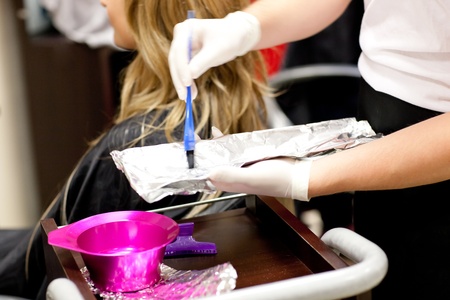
[41, 195, 350, 299]
[164, 195, 348, 288]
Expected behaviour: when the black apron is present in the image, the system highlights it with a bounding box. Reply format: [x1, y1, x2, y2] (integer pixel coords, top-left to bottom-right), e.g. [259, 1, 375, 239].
[355, 78, 450, 299]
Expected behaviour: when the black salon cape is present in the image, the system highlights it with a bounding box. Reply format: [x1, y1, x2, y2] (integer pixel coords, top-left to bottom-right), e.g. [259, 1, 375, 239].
[0, 111, 224, 299]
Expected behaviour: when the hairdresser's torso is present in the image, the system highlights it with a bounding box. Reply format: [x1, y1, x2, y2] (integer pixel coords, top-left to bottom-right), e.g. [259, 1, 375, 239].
[358, 0, 450, 112]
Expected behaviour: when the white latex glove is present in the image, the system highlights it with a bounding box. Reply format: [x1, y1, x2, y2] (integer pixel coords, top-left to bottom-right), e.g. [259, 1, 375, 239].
[169, 11, 261, 100]
[208, 158, 312, 201]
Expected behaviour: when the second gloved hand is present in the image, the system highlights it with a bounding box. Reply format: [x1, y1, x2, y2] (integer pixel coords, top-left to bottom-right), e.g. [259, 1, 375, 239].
[208, 158, 312, 201]
[169, 11, 261, 100]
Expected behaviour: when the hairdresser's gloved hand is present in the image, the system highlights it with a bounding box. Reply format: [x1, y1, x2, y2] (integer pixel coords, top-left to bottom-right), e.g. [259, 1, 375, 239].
[169, 11, 261, 100]
[208, 158, 312, 201]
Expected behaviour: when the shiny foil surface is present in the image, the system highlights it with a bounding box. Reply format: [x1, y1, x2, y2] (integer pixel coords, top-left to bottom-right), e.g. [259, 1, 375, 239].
[111, 118, 380, 203]
[84, 262, 237, 299]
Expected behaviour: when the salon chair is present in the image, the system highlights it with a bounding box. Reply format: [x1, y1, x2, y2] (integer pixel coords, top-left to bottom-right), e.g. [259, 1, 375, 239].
[269, 63, 360, 125]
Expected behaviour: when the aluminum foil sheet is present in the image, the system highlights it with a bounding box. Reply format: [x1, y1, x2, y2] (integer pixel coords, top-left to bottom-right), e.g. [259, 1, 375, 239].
[111, 118, 380, 203]
[83, 262, 237, 300]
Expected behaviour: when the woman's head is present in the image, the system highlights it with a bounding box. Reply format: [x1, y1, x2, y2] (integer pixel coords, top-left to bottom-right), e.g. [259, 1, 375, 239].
[100, 0, 135, 49]
[102, 0, 270, 145]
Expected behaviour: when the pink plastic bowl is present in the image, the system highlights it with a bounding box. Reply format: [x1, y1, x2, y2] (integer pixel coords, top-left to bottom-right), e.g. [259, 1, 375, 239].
[48, 211, 179, 292]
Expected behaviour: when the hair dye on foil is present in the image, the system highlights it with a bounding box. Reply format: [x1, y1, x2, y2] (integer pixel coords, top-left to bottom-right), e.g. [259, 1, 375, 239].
[111, 118, 380, 203]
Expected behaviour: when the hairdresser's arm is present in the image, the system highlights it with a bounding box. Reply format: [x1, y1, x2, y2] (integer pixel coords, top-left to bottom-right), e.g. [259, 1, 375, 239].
[169, 0, 351, 100]
[245, 0, 351, 50]
[209, 113, 450, 199]
[310, 112, 450, 197]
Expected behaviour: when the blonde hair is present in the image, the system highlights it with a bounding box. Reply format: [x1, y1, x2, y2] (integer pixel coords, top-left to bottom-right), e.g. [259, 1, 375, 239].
[110, 0, 270, 147]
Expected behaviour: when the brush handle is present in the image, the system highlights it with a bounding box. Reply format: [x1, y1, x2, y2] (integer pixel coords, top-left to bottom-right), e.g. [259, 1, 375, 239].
[184, 86, 195, 152]
[184, 10, 196, 167]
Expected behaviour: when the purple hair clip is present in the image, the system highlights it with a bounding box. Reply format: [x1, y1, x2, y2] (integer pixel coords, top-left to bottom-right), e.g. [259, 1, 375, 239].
[164, 222, 217, 257]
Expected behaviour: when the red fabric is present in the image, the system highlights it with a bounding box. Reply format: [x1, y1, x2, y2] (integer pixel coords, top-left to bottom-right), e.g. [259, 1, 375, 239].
[261, 44, 287, 75]
[249, 0, 286, 75]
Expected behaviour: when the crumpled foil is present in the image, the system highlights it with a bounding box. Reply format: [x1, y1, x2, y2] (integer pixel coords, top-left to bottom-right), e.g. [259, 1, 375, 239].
[83, 262, 237, 300]
[111, 118, 380, 203]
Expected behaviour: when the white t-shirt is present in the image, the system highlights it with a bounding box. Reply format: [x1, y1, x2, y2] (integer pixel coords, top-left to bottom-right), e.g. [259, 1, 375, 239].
[39, 0, 119, 49]
[358, 0, 450, 112]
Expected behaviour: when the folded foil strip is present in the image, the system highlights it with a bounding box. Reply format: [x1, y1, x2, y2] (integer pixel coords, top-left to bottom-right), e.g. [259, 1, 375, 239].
[84, 262, 237, 300]
[111, 118, 380, 203]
